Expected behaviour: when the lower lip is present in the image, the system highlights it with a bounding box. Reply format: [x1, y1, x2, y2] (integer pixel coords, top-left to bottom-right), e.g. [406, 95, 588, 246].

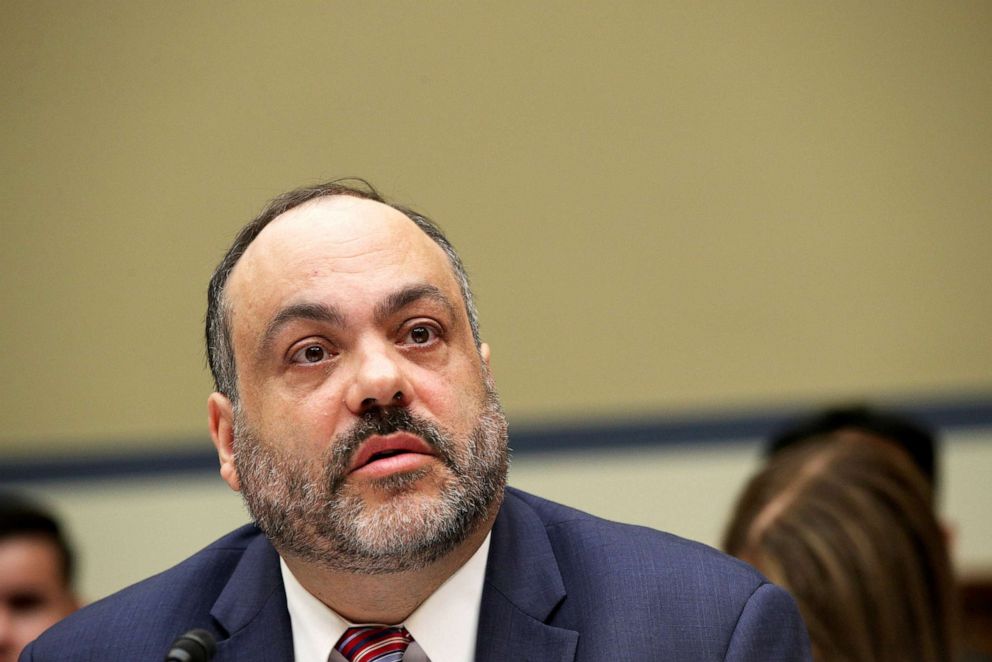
[350, 453, 435, 479]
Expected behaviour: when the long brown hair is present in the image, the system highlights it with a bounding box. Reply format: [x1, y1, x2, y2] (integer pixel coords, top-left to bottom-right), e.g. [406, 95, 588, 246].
[724, 436, 956, 661]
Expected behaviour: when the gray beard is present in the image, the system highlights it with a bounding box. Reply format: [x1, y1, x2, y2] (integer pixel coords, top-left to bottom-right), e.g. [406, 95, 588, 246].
[232, 383, 509, 574]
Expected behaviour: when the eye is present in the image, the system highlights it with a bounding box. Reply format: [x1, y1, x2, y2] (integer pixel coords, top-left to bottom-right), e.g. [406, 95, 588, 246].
[290, 344, 330, 364]
[404, 324, 438, 346]
[410, 326, 432, 343]
[8, 592, 45, 612]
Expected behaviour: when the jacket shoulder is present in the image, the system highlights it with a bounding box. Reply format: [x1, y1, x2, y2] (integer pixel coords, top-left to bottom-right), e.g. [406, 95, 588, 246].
[23, 525, 266, 661]
[499, 488, 809, 659]
[506, 486, 765, 591]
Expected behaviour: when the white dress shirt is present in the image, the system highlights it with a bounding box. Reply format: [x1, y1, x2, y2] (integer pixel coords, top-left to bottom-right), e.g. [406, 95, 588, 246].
[280, 534, 491, 662]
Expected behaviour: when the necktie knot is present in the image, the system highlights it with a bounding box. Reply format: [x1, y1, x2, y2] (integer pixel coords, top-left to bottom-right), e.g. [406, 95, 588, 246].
[335, 626, 413, 662]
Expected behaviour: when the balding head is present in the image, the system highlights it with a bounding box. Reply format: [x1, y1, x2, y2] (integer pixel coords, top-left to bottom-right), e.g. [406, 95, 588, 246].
[206, 179, 480, 402]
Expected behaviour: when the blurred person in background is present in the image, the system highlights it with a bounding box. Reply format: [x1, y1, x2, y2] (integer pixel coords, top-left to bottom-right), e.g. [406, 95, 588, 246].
[767, 404, 938, 494]
[0, 494, 78, 662]
[767, 404, 992, 659]
[724, 436, 957, 661]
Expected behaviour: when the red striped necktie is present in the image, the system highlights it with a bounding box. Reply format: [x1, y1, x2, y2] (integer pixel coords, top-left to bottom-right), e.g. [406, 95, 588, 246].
[334, 626, 414, 662]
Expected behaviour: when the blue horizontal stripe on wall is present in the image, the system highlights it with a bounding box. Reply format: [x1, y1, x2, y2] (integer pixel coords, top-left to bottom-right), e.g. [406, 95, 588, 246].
[3, 395, 991, 485]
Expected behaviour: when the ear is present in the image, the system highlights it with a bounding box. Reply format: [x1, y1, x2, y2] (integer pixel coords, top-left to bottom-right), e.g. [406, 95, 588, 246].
[208, 392, 240, 492]
[480, 342, 492, 369]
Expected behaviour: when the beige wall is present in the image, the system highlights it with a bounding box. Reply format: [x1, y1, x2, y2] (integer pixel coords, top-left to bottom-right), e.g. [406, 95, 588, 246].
[3, 3, 990, 455]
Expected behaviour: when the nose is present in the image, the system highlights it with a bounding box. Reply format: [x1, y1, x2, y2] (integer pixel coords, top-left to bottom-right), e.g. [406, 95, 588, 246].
[344, 340, 413, 415]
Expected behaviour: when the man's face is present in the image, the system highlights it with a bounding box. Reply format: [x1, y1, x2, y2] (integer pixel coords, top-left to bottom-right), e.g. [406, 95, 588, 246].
[210, 196, 508, 573]
[0, 536, 77, 662]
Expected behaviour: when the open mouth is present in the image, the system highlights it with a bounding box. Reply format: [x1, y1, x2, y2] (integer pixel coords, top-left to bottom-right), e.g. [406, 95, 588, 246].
[348, 433, 437, 476]
[365, 449, 411, 464]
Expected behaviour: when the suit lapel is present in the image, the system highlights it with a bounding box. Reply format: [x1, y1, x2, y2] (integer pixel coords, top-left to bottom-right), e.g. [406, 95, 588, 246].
[475, 490, 578, 662]
[209, 532, 295, 661]
[201, 493, 579, 661]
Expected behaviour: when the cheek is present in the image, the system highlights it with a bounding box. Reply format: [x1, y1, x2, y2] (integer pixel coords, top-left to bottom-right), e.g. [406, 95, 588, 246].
[10, 598, 64, 638]
[416, 361, 488, 429]
[247, 384, 344, 449]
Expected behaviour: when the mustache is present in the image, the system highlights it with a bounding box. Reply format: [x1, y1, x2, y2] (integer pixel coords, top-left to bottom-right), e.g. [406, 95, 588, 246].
[328, 408, 458, 474]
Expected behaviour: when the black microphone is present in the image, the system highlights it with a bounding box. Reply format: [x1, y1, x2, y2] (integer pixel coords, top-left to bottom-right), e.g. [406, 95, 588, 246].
[164, 628, 216, 662]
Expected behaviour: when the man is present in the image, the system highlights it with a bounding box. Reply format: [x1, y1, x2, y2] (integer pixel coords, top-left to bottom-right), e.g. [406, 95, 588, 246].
[24, 180, 810, 660]
[0, 494, 78, 662]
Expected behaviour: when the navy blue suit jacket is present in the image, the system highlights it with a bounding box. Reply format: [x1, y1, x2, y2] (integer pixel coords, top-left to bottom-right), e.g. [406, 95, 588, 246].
[23, 488, 810, 661]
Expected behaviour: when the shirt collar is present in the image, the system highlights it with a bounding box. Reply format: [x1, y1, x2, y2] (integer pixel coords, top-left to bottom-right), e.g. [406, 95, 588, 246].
[280, 534, 491, 662]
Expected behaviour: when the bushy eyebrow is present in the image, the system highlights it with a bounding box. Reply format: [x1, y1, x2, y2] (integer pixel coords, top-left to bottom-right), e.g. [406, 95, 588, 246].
[374, 283, 457, 324]
[259, 302, 344, 355]
[257, 284, 457, 356]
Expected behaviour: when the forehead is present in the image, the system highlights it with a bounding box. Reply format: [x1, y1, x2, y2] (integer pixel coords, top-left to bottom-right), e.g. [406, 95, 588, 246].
[0, 535, 63, 584]
[226, 196, 458, 322]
